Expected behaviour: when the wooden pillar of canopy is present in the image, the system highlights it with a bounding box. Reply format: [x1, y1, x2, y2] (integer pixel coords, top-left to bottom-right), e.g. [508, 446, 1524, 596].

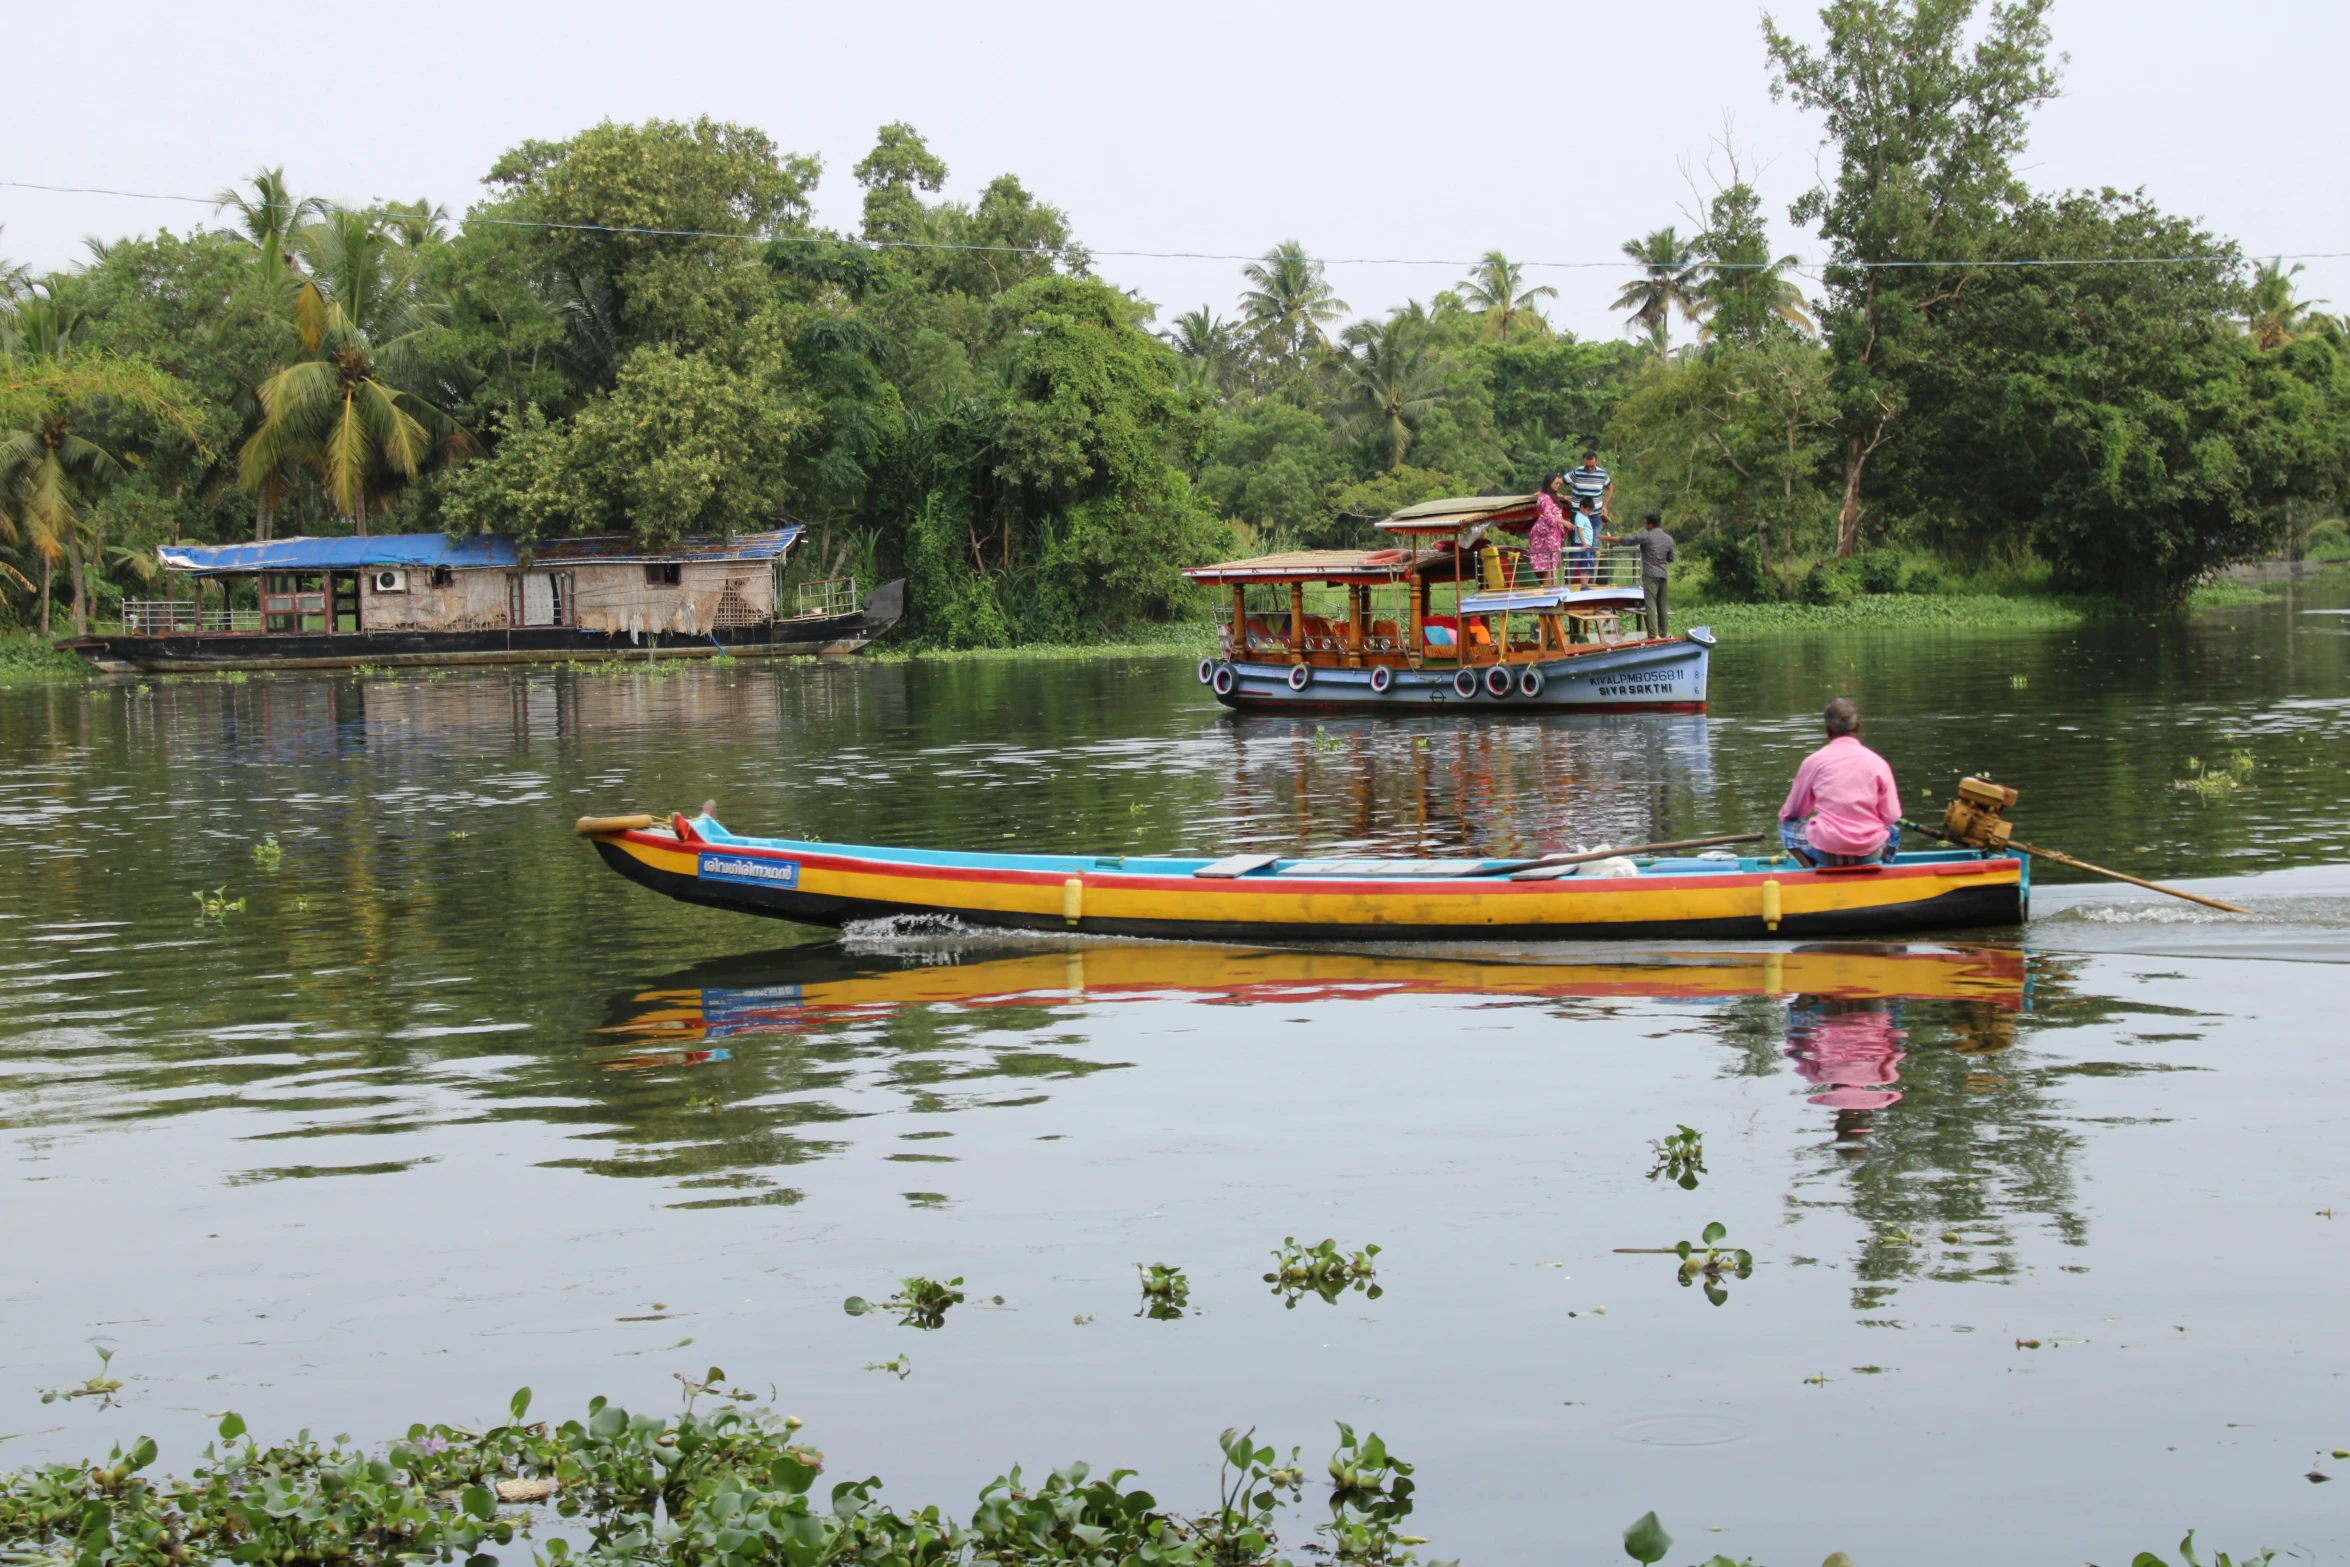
[1344, 583, 1365, 667]
[1230, 584, 1245, 658]
[1289, 581, 1306, 665]
[1408, 574, 1426, 669]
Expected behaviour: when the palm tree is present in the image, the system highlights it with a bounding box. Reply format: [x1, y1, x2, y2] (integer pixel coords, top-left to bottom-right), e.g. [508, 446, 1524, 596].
[1238, 242, 1348, 367]
[377, 199, 451, 250]
[213, 168, 328, 283]
[1612, 228, 1702, 354]
[241, 210, 466, 534]
[0, 227, 28, 301]
[1, 294, 206, 635]
[1332, 312, 1447, 470]
[1164, 306, 1244, 394]
[1459, 251, 1557, 340]
[2248, 258, 2325, 351]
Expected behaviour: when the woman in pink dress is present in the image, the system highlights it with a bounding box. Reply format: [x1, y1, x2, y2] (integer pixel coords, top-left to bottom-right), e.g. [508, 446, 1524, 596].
[1527, 476, 1568, 584]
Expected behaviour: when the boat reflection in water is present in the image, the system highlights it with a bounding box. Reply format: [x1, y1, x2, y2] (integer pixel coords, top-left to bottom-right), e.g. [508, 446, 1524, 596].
[593, 940, 2025, 1052]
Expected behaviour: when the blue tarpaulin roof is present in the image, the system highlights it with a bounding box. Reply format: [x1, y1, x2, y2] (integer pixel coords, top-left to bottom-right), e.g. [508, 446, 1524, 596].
[156, 529, 801, 577]
[1455, 584, 1644, 615]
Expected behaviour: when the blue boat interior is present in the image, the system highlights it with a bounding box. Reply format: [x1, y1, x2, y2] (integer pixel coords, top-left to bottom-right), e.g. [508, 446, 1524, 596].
[682, 815, 2016, 884]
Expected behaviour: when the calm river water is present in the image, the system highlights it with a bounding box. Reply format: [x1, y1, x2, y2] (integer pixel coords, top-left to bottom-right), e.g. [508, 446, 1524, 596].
[5, 584, 2349, 1565]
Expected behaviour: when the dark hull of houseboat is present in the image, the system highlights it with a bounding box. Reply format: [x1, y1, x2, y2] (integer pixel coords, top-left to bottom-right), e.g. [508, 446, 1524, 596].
[1204, 634, 1710, 714]
[62, 588, 904, 674]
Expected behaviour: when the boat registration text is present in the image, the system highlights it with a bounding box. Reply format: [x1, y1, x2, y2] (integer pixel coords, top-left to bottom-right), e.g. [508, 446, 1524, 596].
[698, 853, 799, 888]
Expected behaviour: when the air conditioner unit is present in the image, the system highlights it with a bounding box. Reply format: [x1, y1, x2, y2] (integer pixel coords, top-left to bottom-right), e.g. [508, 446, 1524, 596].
[373, 570, 408, 593]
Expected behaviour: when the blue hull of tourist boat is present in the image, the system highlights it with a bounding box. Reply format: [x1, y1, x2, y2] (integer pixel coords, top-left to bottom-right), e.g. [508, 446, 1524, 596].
[1203, 632, 1711, 713]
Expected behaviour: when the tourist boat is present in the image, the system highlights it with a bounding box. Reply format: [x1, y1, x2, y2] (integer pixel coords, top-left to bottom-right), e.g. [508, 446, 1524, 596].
[1182, 494, 1710, 713]
[575, 811, 2027, 941]
[61, 528, 904, 673]
[594, 942, 2027, 1050]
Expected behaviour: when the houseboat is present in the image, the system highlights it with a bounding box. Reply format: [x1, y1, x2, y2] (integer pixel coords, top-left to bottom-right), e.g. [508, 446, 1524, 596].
[62, 529, 904, 674]
[1184, 493, 1710, 713]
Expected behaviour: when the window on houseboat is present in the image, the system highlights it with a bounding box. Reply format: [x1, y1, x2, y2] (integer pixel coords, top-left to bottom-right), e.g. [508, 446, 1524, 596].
[644, 562, 682, 586]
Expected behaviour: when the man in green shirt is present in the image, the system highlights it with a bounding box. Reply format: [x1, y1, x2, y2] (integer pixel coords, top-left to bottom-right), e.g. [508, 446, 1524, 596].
[1631, 512, 1674, 636]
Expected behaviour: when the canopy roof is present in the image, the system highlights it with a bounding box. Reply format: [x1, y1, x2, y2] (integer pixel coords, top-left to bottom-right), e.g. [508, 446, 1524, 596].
[1183, 548, 1441, 586]
[157, 528, 802, 578]
[1374, 493, 1540, 537]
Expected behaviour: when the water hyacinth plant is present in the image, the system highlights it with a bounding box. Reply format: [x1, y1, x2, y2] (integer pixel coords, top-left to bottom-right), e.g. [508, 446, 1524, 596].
[842, 1274, 966, 1329]
[1646, 1125, 1706, 1189]
[1265, 1237, 1382, 1308]
[0, 1388, 1462, 1567]
[1137, 1262, 1192, 1319]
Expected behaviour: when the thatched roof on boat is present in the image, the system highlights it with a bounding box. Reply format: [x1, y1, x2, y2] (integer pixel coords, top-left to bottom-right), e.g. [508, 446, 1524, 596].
[1182, 548, 1443, 586]
[1375, 494, 1541, 536]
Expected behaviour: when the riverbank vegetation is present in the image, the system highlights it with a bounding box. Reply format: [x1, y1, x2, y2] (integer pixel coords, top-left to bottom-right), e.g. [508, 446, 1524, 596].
[5, 0, 2347, 650]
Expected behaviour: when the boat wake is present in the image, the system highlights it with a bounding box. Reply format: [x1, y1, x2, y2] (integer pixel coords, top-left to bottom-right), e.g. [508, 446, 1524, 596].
[2029, 863, 2350, 963]
[839, 913, 990, 961]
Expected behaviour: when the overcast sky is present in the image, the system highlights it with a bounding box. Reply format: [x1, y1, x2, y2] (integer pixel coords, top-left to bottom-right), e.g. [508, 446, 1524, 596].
[5, 0, 2344, 344]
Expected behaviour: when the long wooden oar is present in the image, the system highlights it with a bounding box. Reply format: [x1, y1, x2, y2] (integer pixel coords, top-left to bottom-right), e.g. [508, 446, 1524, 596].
[1467, 832, 1765, 880]
[1898, 817, 2248, 915]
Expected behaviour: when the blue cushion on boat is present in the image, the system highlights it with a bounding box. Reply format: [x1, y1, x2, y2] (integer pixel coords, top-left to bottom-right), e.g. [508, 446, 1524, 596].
[1424, 626, 1456, 647]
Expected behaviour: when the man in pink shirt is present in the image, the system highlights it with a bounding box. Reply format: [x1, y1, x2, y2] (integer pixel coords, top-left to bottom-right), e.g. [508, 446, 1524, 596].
[1779, 697, 1903, 866]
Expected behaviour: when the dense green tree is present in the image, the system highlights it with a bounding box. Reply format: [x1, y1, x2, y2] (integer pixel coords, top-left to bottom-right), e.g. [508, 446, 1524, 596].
[1691, 181, 1813, 344]
[1889, 190, 2349, 600]
[1195, 396, 1344, 547]
[0, 319, 206, 633]
[1764, 0, 2062, 555]
[854, 121, 949, 245]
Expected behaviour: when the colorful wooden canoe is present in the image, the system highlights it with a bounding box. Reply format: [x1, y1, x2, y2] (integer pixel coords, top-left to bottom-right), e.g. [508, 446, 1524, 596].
[577, 813, 2028, 941]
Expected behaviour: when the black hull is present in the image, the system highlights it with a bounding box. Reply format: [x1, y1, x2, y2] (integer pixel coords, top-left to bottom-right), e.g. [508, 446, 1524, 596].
[63, 613, 892, 673]
[594, 841, 2027, 944]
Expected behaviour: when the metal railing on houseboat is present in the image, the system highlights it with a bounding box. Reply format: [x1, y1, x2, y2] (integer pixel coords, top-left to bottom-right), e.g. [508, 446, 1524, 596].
[791, 577, 859, 620]
[1211, 547, 1651, 661]
[119, 601, 263, 634]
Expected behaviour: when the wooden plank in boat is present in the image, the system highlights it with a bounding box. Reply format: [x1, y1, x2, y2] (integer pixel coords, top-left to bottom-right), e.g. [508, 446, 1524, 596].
[1193, 853, 1282, 879]
[1276, 859, 1488, 878]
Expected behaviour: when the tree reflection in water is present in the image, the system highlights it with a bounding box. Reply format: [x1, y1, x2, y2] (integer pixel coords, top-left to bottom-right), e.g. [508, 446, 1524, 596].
[1702, 951, 2207, 1314]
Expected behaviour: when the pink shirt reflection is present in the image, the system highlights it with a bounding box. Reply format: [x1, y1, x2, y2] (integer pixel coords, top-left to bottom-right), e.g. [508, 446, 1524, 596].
[1785, 1005, 1907, 1109]
[1779, 735, 1902, 858]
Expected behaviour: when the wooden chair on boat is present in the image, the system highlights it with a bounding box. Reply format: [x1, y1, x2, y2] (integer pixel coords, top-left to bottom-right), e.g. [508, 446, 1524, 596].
[1567, 609, 1624, 645]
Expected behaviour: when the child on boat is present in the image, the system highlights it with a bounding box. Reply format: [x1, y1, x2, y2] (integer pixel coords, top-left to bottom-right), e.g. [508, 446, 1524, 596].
[1779, 698, 1903, 866]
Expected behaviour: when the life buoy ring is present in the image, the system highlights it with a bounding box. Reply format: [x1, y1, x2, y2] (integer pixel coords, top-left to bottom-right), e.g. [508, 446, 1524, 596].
[1287, 664, 1312, 691]
[1368, 664, 1393, 694]
[1453, 668, 1481, 699]
[1210, 664, 1236, 696]
[1197, 657, 1216, 685]
[1485, 665, 1515, 698]
[1518, 666, 1545, 699]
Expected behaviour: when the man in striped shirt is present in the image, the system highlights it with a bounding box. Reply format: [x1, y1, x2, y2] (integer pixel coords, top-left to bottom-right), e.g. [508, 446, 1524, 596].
[1565, 450, 1610, 583]
[1566, 449, 1612, 518]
